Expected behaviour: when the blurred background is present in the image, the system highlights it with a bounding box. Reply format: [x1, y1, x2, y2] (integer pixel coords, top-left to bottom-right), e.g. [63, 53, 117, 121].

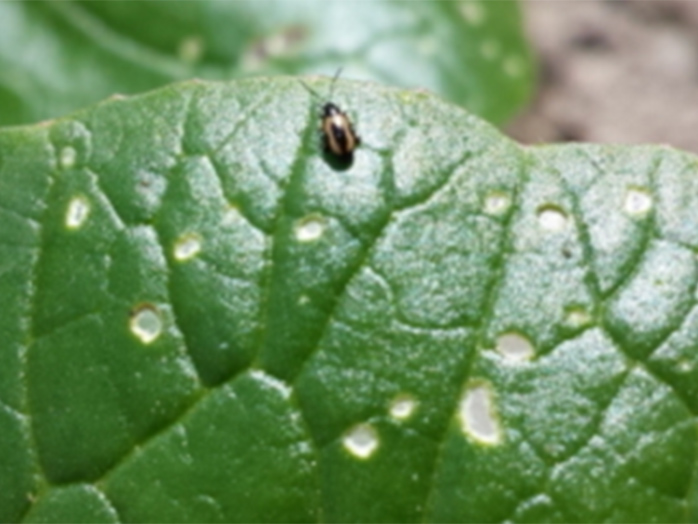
[509, 0, 698, 154]
[1, 0, 697, 153]
[0, 0, 532, 126]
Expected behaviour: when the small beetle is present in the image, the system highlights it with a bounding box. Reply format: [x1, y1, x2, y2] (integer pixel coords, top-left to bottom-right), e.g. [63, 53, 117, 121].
[301, 68, 360, 160]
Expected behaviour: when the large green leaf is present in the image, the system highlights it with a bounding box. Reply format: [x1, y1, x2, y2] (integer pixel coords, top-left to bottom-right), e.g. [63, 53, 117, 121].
[0, 0, 532, 127]
[2, 78, 697, 523]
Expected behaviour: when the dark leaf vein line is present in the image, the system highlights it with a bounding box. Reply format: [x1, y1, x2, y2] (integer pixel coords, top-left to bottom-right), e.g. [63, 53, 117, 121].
[421, 148, 528, 522]
[289, 148, 475, 386]
[17, 138, 58, 521]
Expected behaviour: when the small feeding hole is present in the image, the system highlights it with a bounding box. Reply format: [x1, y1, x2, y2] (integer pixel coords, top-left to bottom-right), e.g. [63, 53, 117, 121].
[389, 394, 417, 420]
[537, 205, 568, 232]
[60, 146, 77, 169]
[678, 359, 693, 373]
[459, 383, 501, 445]
[174, 234, 202, 261]
[65, 197, 90, 229]
[295, 216, 325, 242]
[298, 295, 310, 306]
[624, 188, 653, 216]
[343, 423, 379, 459]
[496, 332, 534, 362]
[564, 307, 591, 329]
[484, 192, 511, 216]
[130, 305, 163, 345]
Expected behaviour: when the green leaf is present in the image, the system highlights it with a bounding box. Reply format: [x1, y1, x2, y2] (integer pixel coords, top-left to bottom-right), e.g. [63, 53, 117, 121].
[2, 78, 697, 523]
[0, 0, 531, 126]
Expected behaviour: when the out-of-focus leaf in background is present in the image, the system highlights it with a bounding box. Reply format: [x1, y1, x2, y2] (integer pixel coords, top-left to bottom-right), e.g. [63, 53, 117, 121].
[0, 0, 533, 126]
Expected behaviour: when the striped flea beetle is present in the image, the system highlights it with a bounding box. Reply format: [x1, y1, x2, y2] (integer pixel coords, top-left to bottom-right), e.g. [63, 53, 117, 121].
[301, 68, 360, 161]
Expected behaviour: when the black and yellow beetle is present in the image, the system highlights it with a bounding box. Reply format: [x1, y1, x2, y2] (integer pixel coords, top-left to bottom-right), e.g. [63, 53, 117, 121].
[301, 68, 360, 161]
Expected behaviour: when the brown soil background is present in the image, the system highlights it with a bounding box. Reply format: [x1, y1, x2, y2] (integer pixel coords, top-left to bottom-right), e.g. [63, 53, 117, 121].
[507, 0, 698, 154]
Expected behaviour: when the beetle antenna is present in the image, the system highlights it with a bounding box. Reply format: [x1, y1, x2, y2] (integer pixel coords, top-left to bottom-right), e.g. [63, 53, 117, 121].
[299, 79, 323, 101]
[329, 67, 343, 100]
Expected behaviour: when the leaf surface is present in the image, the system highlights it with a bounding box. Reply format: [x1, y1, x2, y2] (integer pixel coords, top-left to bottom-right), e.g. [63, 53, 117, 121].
[1, 78, 697, 523]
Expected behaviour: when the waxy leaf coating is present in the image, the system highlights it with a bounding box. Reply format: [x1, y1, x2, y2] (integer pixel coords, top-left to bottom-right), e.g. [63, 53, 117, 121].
[1, 78, 697, 522]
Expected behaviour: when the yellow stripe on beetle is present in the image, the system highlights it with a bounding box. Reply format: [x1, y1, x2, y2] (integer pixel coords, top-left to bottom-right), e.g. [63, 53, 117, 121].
[301, 68, 361, 161]
[321, 103, 360, 158]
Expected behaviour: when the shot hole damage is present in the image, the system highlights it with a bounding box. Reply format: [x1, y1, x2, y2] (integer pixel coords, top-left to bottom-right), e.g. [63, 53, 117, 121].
[129, 304, 163, 345]
[459, 382, 502, 446]
[343, 423, 379, 459]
